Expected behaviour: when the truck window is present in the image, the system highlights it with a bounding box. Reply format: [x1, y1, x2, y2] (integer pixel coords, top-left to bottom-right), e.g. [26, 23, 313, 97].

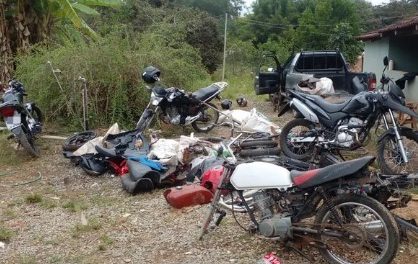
[295, 54, 344, 72]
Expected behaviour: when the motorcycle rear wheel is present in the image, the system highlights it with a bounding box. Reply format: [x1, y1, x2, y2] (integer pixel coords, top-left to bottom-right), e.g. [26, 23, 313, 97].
[192, 102, 219, 133]
[279, 118, 317, 160]
[314, 194, 399, 264]
[377, 128, 418, 174]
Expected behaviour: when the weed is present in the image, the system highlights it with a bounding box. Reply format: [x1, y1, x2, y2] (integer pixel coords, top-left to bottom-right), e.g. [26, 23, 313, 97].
[18, 255, 37, 264]
[0, 225, 15, 242]
[40, 199, 58, 209]
[98, 234, 113, 250]
[62, 200, 88, 212]
[3, 208, 18, 220]
[25, 193, 43, 204]
[71, 218, 102, 238]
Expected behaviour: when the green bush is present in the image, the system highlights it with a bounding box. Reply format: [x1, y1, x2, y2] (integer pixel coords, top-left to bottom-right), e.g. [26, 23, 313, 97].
[14, 31, 210, 130]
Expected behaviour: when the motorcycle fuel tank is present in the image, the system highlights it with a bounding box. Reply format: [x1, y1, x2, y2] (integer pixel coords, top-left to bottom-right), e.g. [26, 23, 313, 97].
[230, 162, 292, 190]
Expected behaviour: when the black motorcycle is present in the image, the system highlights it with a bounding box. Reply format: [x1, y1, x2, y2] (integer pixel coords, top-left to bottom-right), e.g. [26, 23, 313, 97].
[136, 66, 226, 133]
[0, 80, 43, 157]
[279, 57, 418, 174]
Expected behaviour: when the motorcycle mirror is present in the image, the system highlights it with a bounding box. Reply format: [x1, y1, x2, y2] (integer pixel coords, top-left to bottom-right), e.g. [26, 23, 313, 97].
[383, 56, 389, 66]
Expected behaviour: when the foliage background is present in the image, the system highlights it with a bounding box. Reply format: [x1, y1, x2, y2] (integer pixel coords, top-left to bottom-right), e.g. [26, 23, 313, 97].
[6, 0, 418, 129]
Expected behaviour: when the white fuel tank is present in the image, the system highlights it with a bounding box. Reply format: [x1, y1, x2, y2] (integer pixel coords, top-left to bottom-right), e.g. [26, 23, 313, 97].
[230, 162, 292, 190]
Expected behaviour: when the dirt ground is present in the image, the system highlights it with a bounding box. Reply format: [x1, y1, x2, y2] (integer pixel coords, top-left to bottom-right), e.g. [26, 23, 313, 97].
[1, 99, 418, 264]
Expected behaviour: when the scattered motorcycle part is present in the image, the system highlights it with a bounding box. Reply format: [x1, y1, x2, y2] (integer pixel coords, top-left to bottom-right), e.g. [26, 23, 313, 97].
[191, 102, 220, 132]
[236, 97, 248, 107]
[221, 99, 232, 110]
[239, 147, 280, 157]
[164, 185, 213, 209]
[240, 139, 278, 149]
[62, 131, 97, 152]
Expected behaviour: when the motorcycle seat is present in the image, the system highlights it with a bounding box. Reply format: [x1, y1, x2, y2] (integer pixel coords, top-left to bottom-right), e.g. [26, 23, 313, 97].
[192, 84, 219, 101]
[290, 156, 375, 189]
[95, 145, 118, 158]
[302, 94, 351, 113]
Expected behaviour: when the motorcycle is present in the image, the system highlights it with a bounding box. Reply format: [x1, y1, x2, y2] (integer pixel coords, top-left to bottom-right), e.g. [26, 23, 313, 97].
[279, 56, 418, 174]
[0, 80, 43, 157]
[199, 153, 400, 264]
[137, 66, 226, 133]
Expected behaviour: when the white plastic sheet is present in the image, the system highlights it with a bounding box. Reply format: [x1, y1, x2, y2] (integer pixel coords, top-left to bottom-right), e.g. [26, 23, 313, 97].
[147, 139, 179, 166]
[298, 77, 335, 95]
[218, 108, 280, 135]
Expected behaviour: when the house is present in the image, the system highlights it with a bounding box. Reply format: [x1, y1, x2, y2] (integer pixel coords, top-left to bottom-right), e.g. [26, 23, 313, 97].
[358, 16, 418, 101]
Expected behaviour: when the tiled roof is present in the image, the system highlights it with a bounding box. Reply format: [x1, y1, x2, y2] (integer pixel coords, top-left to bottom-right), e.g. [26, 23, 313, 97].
[358, 16, 418, 41]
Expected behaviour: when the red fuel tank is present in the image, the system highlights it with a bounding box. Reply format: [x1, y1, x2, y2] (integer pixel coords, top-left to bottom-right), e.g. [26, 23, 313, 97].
[163, 184, 213, 209]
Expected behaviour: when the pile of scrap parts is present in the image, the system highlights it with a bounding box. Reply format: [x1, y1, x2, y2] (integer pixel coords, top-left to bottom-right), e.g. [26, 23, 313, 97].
[62, 124, 231, 194]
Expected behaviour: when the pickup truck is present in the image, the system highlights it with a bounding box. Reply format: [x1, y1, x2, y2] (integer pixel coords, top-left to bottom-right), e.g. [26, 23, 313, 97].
[254, 50, 376, 106]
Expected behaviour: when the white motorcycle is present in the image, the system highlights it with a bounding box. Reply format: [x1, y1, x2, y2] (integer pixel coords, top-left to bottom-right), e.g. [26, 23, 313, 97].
[200, 149, 399, 264]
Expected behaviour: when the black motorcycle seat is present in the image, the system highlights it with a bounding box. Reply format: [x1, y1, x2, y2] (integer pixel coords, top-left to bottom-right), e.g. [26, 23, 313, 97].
[95, 145, 118, 158]
[290, 156, 375, 189]
[192, 84, 219, 101]
[303, 94, 351, 113]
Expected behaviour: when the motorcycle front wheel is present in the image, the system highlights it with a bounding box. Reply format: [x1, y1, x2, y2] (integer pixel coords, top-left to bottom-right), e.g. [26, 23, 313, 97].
[315, 194, 399, 264]
[19, 129, 40, 157]
[192, 102, 219, 133]
[377, 128, 418, 174]
[279, 118, 317, 160]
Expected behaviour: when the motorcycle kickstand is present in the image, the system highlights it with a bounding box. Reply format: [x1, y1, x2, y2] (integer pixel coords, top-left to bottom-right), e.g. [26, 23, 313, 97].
[284, 241, 315, 263]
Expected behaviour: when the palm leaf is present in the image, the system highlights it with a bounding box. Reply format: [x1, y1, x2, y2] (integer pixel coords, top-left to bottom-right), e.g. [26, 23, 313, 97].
[76, 0, 122, 8]
[71, 2, 100, 16]
[52, 0, 99, 40]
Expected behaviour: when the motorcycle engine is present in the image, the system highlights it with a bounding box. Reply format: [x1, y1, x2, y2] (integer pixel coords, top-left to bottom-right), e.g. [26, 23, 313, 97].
[164, 106, 181, 125]
[335, 117, 364, 148]
[253, 192, 292, 239]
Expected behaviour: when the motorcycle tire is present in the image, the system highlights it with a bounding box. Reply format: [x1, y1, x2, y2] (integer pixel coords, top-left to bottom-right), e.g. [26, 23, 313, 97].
[192, 102, 219, 133]
[239, 147, 280, 157]
[377, 128, 418, 175]
[63, 131, 97, 152]
[315, 194, 399, 264]
[240, 139, 277, 149]
[19, 130, 40, 157]
[279, 118, 316, 160]
[28, 105, 43, 123]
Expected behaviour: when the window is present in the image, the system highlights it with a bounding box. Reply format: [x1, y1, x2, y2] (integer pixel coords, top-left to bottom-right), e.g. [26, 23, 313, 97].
[295, 53, 344, 72]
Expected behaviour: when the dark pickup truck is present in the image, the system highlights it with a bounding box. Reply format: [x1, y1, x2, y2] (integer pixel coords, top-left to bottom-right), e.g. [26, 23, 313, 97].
[255, 50, 376, 106]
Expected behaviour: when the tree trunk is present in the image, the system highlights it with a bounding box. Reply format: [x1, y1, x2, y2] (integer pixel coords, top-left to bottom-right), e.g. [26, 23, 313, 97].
[0, 2, 12, 83]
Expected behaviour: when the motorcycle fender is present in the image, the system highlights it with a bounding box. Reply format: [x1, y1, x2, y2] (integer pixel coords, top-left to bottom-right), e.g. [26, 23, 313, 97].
[290, 98, 319, 123]
[377, 127, 414, 143]
[386, 96, 418, 119]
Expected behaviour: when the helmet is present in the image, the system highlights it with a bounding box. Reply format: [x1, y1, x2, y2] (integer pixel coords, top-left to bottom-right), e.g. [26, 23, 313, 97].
[236, 97, 248, 107]
[221, 99, 232, 110]
[142, 66, 161, 84]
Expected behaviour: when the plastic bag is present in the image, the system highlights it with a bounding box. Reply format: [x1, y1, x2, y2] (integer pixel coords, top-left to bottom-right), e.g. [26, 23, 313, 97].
[241, 109, 281, 135]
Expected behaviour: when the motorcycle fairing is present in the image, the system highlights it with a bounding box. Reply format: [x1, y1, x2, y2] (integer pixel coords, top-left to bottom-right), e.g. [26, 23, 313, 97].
[230, 162, 292, 190]
[290, 156, 375, 189]
[5, 110, 21, 130]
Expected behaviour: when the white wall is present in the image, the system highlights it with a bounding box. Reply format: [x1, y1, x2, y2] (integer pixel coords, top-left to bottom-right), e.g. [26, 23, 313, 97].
[363, 37, 390, 79]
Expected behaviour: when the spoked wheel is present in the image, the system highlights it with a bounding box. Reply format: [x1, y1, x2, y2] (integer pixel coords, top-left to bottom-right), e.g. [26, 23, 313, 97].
[63, 131, 97, 152]
[192, 103, 219, 133]
[315, 194, 399, 264]
[279, 118, 317, 160]
[19, 130, 40, 158]
[377, 128, 418, 174]
[29, 105, 43, 123]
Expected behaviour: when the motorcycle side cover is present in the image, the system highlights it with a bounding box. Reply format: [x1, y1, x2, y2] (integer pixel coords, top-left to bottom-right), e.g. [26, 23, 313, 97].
[163, 184, 213, 209]
[230, 162, 292, 190]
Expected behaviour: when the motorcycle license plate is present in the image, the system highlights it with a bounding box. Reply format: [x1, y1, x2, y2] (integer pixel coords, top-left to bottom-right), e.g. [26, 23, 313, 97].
[4, 111, 21, 130]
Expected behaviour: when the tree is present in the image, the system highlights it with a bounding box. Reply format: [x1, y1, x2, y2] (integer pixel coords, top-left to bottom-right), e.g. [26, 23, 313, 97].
[0, 0, 122, 82]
